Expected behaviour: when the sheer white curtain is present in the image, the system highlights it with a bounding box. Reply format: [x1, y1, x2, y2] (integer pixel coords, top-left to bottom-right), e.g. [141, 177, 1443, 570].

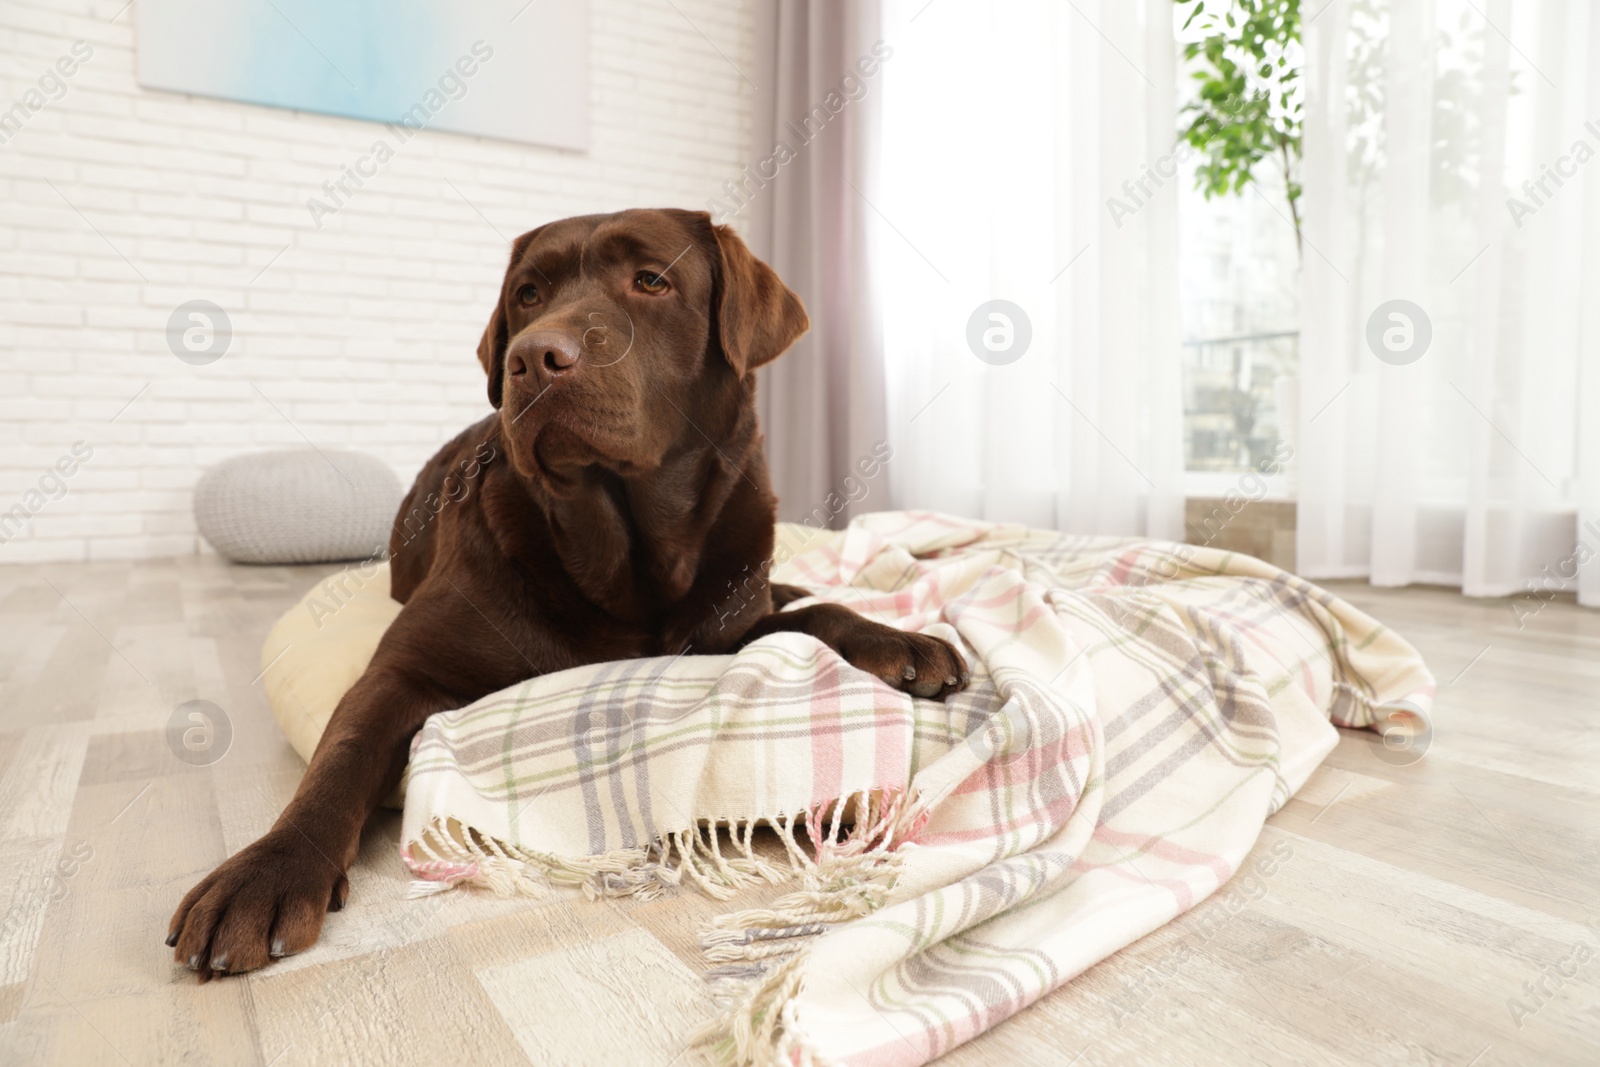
[873, 0, 1185, 538]
[1299, 0, 1600, 607]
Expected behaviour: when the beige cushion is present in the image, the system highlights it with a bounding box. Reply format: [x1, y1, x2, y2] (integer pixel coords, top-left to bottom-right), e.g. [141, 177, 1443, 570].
[774, 521, 841, 562]
[258, 524, 843, 806]
[261, 559, 400, 769]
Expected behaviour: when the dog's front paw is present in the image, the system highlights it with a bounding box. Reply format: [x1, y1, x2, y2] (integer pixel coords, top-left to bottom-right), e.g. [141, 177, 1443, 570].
[167, 827, 349, 980]
[840, 624, 969, 700]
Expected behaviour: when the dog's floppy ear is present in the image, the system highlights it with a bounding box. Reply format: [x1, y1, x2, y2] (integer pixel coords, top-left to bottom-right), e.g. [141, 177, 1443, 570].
[476, 298, 508, 409]
[694, 215, 808, 377]
[477, 229, 539, 408]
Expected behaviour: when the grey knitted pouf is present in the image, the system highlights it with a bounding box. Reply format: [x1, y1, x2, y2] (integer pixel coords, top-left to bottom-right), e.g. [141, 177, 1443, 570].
[195, 450, 403, 564]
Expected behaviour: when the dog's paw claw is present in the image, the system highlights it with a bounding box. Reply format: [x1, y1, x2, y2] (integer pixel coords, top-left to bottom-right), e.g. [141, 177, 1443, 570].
[837, 624, 968, 701]
[168, 829, 345, 980]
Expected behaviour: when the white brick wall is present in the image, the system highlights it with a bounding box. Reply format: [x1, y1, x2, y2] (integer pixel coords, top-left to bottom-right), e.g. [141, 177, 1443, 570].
[0, 0, 756, 562]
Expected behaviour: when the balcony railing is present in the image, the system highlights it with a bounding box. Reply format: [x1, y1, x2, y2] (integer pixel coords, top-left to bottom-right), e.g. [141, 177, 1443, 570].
[1181, 330, 1298, 474]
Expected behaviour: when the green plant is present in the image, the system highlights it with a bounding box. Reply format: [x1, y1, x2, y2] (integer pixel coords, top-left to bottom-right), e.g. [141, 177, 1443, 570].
[1175, 0, 1305, 256]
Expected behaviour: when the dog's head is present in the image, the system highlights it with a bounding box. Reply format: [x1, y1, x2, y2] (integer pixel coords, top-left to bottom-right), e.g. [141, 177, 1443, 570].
[475, 209, 808, 489]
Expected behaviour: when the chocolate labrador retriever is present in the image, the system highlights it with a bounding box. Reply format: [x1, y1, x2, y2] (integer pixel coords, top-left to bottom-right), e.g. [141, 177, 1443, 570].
[167, 208, 967, 978]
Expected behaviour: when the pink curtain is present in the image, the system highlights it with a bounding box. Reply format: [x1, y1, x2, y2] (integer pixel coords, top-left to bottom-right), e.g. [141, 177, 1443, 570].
[742, 0, 890, 527]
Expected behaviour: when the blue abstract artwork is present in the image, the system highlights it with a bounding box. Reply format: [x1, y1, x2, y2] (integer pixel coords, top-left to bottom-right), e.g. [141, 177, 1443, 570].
[136, 0, 589, 150]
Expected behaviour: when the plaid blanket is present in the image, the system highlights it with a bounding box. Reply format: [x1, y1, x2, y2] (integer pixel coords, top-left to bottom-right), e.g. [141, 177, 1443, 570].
[398, 511, 1434, 1066]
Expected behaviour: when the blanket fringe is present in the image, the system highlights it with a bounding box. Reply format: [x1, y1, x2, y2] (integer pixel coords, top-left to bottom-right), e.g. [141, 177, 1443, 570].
[402, 786, 915, 904]
[695, 949, 820, 1067]
[404, 788, 915, 1066]
[688, 839, 903, 1065]
[687, 789, 915, 1066]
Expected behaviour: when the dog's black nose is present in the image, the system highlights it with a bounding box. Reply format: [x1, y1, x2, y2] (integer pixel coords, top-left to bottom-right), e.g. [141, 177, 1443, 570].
[507, 330, 581, 389]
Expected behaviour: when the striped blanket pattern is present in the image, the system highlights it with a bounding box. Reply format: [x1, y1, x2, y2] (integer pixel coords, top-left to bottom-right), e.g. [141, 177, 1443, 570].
[398, 512, 1434, 1065]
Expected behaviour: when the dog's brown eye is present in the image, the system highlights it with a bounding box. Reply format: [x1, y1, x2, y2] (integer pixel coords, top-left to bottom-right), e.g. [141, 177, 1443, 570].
[635, 271, 669, 295]
[517, 283, 539, 305]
